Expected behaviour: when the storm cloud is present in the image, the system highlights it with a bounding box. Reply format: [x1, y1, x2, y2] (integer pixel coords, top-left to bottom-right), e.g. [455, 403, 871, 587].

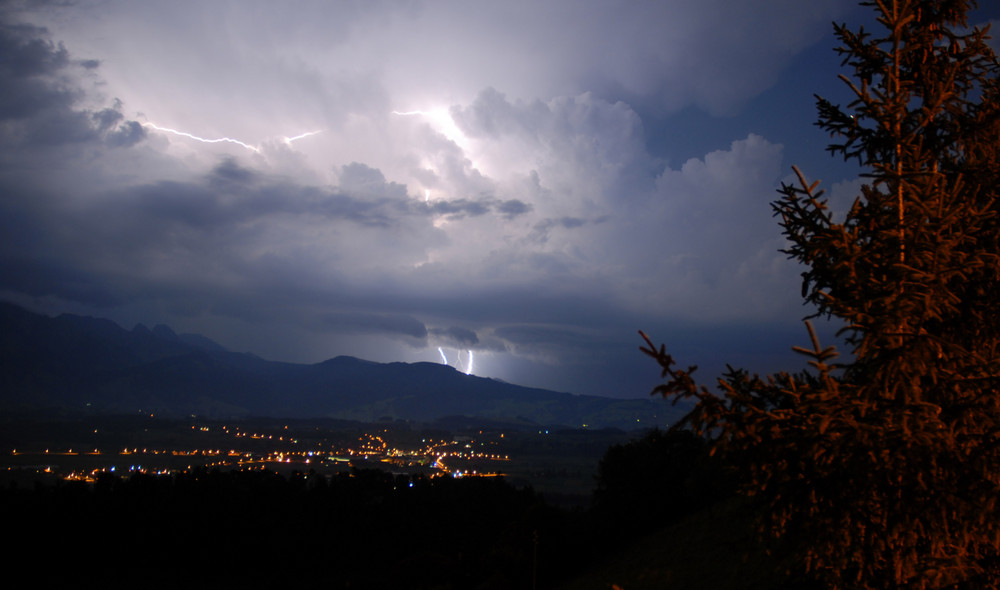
[2, 1, 994, 397]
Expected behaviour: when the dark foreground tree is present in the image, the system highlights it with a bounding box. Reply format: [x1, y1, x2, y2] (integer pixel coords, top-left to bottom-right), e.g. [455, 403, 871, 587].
[642, 1, 1000, 588]
[591, 429, 730, 538]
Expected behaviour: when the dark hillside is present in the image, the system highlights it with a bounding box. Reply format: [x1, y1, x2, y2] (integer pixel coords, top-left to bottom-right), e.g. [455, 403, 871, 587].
[0, 303, 680, 429]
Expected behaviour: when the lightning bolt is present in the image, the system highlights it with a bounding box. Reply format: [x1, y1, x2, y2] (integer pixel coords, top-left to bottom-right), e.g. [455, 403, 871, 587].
[143, 122, 323, 153]
[393, 108, 467, 204]
[142, 122, 261, 153]
[283, 130, 323, 144]
[439, 347, 475, 374]
[391, 108, 464, 145]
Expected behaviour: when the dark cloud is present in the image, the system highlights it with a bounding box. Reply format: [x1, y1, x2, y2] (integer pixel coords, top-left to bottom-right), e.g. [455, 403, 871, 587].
[494, 324, 592, 350]
[430, 326, 480, 348]
[336, 162, 530, 225]
[0, 23, 85, 138]
[339, 162, 408, 200]
[0, 22, 69, 78]
[530, 216, 602, 244]
[92, 104, 123, 132]
[0, 256, 125, 308]
[104, 119, 146, 148]
[321, 312, 428, 343]
[416, 196, 531, 221]
[0, 1, 940, 399]
[496, 199, 532, 219]
[92, 101, 147, 148]
[426, 198, 489, 218]
[0, 21, 145, 150]
[105, 160, 435, 233]
[208, 158, 258, 187]
[0, 130, 530, 338]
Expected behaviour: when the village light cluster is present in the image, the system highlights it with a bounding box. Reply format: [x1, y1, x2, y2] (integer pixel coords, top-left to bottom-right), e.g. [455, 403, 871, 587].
[7, 422, 511, 483]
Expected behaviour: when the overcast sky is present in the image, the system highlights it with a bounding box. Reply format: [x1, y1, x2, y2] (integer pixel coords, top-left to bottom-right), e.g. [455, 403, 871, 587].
[2, 1, 998, 398]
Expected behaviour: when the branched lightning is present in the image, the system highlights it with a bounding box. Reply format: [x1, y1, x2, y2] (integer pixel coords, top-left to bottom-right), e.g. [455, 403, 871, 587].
[439, 347, 474, 375]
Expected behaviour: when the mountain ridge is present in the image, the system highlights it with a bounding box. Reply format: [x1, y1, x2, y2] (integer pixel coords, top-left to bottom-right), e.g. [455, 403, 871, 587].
[0, 302, 679, 429]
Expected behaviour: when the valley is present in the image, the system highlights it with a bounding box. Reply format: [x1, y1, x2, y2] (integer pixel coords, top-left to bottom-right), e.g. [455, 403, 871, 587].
[1, 413, 643, 504]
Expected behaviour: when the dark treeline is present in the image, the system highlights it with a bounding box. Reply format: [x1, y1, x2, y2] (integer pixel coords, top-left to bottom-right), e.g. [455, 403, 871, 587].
[3, 428, 733, 589]
[7, 468, 559, 589]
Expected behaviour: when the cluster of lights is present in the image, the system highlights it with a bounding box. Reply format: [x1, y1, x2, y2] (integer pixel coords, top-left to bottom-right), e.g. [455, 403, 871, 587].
[8, 422, 515, 481]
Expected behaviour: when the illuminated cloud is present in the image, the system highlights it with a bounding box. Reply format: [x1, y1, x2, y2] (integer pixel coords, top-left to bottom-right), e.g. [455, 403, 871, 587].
[3, 1, 994, 397]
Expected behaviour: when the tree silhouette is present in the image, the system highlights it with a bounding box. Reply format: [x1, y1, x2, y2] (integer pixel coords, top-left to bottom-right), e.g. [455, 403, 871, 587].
[642, 1, 1000, 588]
[592, 429, 729, 539]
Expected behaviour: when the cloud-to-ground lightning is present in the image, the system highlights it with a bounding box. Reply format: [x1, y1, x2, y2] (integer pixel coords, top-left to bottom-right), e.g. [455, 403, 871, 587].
[453, 349, 474, 375]
[440, 347, 474, 375]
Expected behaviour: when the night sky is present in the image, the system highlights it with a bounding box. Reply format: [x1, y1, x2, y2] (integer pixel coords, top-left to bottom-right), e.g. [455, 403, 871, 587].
[2, 1, 998, 398]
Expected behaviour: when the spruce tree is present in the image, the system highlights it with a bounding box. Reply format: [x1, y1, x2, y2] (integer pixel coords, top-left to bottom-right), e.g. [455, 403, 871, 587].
[642, 1, 1000, 588]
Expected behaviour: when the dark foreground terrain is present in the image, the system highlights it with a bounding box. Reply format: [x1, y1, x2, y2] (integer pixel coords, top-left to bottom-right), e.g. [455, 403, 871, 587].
[2, 414, 775, 589]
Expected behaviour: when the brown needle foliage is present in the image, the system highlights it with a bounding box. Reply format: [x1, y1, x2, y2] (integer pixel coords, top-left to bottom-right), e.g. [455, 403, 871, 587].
[642, 1, 1000, 588]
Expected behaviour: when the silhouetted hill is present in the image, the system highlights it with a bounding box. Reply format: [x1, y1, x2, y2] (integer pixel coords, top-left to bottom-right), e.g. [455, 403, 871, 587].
[0, 302, 678, 429]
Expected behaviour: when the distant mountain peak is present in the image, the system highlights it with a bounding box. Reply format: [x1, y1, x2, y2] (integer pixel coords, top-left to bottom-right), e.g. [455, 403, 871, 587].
[152, 324, 179, 341]
[0, 302, 681, 429]
[323, 355, 379, 365]
[133, 322, 226, 352]
[178, 332, 228, 353]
